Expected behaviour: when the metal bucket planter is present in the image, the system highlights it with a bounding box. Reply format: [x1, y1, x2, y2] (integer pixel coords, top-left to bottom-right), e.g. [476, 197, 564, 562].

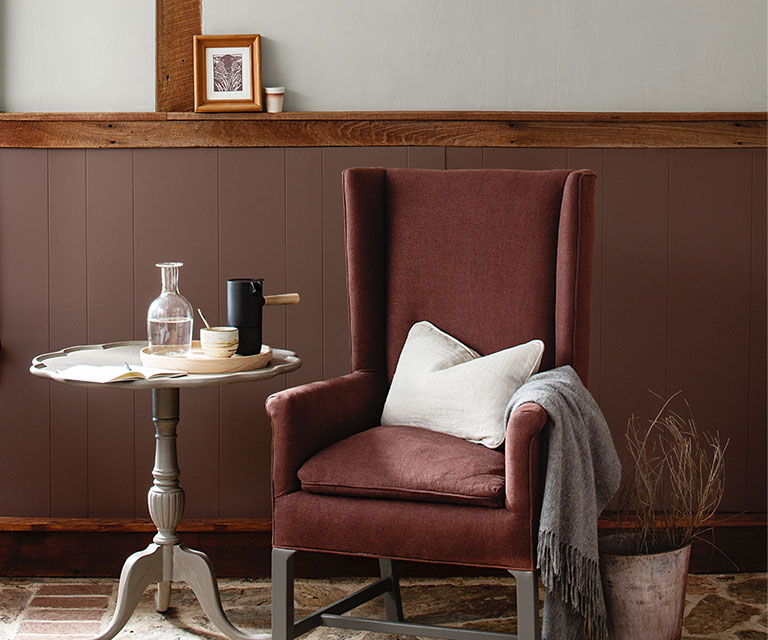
[599, 534, 691, 640]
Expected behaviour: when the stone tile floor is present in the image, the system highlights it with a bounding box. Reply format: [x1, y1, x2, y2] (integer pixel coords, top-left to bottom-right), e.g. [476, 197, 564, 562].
[0, 574, 765, 639]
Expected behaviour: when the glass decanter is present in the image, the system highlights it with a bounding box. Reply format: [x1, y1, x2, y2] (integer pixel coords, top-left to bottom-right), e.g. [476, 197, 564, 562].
[147, 262, 193, 355]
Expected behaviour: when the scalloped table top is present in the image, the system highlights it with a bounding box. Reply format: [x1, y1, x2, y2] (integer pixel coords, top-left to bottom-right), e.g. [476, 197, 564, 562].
[30, 341, 301, 389]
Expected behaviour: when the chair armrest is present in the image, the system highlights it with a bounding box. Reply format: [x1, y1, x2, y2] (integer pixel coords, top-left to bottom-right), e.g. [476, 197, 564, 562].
[505, 402, 548, 520]
[266, 370, 389, 498]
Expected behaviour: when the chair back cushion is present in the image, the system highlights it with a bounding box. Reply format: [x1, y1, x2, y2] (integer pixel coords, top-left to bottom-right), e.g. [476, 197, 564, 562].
[380, 321, 543, 447]
[343, 168, 596, 381]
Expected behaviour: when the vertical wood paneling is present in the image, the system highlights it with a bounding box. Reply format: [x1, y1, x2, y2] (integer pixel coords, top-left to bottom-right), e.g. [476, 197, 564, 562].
[48, 150, 88, 517]
[668, 150, 752, 511]
[601, 150, 669, 442]
[218, 148, 286, 517]
[86, 149, 136, 518]
[445, 148, 483, 169]
[0, 145, 764, 520]
[0, 150, 50, 515]
[321, 148, 407, 380]
[483, 148, 568, 169]
[747, 149, 766, 512]
[568, 150, 605, 401]
[86, 150, 135, 344]
[285, 148, 323, 388]
[407, 147, 445, 169]
[133, 149, 220, 518]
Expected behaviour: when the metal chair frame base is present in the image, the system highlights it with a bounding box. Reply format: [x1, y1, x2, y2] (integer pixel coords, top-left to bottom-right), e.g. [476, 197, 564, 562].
[271, 548, 541, 640]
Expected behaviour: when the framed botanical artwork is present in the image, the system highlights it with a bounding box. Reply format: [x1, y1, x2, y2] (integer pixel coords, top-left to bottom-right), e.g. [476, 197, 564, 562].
[193, 34, 262, 112]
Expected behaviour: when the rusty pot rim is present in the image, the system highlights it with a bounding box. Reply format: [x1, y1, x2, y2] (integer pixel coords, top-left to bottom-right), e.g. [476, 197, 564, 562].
[599, 533, 692, 559]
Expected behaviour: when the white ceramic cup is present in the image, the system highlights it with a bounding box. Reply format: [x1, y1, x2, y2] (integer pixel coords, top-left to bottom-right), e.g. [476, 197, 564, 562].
[265, 87, 285, 113]
[200, 326, 239, 358]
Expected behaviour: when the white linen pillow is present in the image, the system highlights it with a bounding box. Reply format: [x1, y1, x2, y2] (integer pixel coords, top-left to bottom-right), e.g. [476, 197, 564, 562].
[380, 321, 544, 448]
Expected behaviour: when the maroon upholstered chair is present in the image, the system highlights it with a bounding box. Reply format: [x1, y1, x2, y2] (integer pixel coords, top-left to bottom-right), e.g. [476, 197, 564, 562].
[266, 168, 596, 640]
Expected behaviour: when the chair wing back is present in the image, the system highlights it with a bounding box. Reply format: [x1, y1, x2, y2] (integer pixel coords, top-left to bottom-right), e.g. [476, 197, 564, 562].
[343, 168, 596, 381]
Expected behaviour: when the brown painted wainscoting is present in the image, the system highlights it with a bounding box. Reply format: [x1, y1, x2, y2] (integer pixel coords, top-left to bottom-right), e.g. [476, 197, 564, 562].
[0, 114, 765, 576]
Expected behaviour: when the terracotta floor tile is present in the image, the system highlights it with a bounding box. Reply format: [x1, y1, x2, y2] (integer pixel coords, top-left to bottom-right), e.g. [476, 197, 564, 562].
[27, 595, 110, 609]
[36, 584, 113, 596]
[22, 608, 105, 621]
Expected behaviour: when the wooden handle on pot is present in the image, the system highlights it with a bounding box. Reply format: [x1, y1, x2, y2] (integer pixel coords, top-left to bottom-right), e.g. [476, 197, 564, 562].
[264, 293, 300, 306]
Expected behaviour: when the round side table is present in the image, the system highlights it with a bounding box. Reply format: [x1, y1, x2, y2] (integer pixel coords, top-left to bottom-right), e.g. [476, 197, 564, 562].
[31, 341, 301, 640]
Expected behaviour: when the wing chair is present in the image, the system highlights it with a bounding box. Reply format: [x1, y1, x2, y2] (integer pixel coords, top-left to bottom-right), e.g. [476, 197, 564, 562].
[266, 167, 596, 640]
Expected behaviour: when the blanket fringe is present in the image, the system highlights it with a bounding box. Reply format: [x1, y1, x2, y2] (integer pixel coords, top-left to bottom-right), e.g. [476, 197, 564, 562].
[538, 529, 608, 640]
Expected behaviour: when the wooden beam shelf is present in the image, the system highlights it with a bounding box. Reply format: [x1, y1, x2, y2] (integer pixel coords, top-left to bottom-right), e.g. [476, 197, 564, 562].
[0, 112, 764, 149]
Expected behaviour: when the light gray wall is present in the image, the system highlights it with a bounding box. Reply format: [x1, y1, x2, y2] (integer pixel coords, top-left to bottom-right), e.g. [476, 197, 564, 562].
[0, 0, 155, 112]
[0, 0, 766, 112]
[205, 0, 767, 111]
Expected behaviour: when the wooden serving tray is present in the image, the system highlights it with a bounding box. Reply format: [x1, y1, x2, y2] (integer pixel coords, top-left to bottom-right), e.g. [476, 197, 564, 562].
[140, 342, 272, 374]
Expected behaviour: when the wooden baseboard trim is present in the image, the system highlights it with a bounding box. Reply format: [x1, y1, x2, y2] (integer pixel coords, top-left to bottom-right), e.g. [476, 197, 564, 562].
[1, 513, 761, 532]
[0, 514, 763, 577]
[0, 517, 271, 532]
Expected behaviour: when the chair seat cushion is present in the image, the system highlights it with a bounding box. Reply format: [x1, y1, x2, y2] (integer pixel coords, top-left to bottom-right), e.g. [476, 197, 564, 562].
[297, 425, 505, 508]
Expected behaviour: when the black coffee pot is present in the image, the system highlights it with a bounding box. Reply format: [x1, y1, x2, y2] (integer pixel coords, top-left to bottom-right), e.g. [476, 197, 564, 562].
[227, 278, 300, 355]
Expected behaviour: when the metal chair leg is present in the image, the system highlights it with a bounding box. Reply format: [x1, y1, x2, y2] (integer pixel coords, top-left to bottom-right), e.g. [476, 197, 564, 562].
[509, 570, 541, 640]
[272, 548, 297, 640]
[378, 558, 404, 621]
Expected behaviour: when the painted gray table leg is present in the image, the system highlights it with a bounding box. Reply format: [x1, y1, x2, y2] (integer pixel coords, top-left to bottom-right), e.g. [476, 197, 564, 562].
[93, 388, 264, 640]
[155, 580, 172, 613]
[92, 544, 163, 640]
[175, 545, 270, 640]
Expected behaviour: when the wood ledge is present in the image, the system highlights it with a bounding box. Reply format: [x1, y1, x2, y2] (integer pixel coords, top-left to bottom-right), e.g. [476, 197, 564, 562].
[0, 111, 764, 148]
[0, 111, 764, 122]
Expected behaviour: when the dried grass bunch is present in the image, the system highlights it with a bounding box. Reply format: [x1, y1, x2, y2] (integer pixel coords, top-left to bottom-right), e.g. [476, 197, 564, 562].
[613, 392, 727, 555]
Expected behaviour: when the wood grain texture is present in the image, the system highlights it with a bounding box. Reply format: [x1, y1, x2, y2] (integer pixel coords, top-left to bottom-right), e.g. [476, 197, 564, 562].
[218, 148, 286, 518]
[156, 0, 201, 112]
[0, 113, 167, 121]
[747, 149, 767, 512]
[0, 150, 51, 515]
[0, 513, 761, 531]
[667, 150, 752, 512]
[600, 150, 670, 453]
[48, 150, 88, 517]
[0, 117, 764, 149]
[2, 111, 760, 122]
[0, 517, 271, 532]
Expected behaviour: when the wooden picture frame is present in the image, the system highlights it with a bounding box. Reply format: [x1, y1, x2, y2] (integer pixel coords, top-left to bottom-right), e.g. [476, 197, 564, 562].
[193, 34, 262, 112]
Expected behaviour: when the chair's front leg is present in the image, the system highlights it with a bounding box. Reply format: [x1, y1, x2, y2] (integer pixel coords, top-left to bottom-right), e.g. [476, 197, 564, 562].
[272, 548, 297, 640]
[378, 558, 404, 621]
[510, 570, 541, 640]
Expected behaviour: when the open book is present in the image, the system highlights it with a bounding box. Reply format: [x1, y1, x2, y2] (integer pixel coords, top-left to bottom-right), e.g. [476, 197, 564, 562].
[56, 364, 187, 383]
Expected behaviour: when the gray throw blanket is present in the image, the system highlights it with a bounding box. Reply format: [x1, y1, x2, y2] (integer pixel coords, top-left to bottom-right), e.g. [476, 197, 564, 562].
[505, 366, 621, 640]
